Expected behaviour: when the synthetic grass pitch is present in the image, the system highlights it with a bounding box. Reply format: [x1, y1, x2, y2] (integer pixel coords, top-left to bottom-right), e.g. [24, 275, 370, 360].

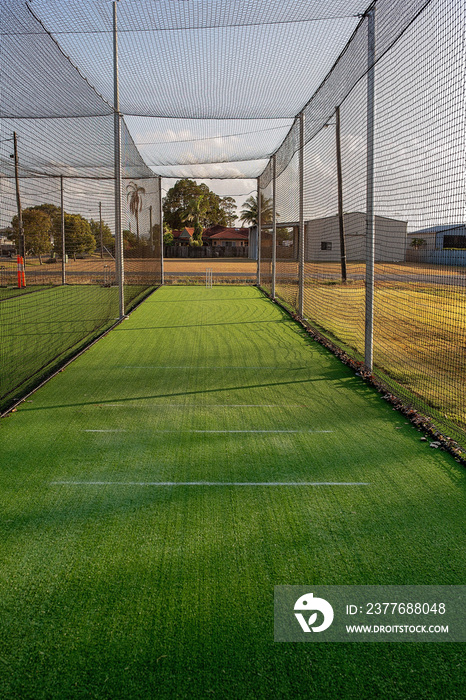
[0, 286, 464, 699]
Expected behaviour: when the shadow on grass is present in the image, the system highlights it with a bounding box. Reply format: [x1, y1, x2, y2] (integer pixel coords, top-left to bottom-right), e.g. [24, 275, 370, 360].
[20, 371, 363, 413]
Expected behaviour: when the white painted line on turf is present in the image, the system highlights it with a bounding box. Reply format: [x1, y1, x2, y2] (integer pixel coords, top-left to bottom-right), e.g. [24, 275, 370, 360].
[83, 429, 126, 432]
[51, 481, 370, 487]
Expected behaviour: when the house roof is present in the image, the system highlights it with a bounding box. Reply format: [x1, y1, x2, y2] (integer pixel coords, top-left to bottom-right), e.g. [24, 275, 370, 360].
[208, 228, 249, 241]
[172, 227, 194, 239]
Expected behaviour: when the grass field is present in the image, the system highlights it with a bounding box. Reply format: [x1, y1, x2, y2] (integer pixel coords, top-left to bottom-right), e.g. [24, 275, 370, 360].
[0, 286, 464, 699]
[267, 275, 466, 446]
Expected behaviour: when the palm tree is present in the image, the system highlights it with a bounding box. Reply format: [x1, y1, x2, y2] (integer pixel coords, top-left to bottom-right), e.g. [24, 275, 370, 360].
[182, 195, 207, 244]
[126, 181, 146, 242]
[240, 194, 275, 227]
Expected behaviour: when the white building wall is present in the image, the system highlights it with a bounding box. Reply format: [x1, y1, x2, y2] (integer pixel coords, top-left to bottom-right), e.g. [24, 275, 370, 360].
[305, 212, 407, 262]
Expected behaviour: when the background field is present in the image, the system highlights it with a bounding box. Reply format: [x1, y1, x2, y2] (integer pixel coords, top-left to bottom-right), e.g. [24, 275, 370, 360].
[0, 286, 464, 699]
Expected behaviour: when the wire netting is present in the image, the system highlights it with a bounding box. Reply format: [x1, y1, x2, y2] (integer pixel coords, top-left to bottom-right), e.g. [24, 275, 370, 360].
[1, 0, 465, 454]
[0, 2, 161, 413]
[260, 0, 466, 451]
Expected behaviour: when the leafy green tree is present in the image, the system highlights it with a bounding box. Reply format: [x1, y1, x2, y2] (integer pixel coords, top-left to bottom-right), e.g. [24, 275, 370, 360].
[11, 207, 52, 258]
[123, 229, 137, 249]
[54, 213, 95, 256]
[163, 179, 230, 230]
[163, 223, 174, 246]
[89, 218, 114, 252]
[410, 238, 426, 250]
[220, 196, 237, 226]
[183, 195, 207, 244]
[240, 194, 274, 227]
[126, 181, 146, 242]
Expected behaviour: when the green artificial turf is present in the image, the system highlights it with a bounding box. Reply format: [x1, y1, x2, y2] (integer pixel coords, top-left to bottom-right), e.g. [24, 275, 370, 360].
[0, 285, 156, 413]
[0, 285, 464, 699]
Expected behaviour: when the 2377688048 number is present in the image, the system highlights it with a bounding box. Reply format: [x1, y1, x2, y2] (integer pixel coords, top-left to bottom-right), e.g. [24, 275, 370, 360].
[366, 602, 446, 615]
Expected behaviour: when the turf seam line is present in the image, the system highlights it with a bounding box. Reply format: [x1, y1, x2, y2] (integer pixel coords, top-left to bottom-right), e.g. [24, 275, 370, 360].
[81, 429, 334, 434]
[50, 481, 371, 487]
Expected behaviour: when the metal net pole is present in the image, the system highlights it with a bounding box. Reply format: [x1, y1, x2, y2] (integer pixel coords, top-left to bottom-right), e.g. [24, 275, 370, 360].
[60, 176, 66, 285]
[364, 6, 376, 371]
[256, 177, 261, 287]
[113, 0, 124, 319]
[159, 177, 164, 285]
[298, 112, 305, 317]
[271, 155, 276, 299]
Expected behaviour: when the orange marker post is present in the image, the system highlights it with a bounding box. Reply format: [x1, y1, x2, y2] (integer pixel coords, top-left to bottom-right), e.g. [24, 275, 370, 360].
[17, 256, 26, 288]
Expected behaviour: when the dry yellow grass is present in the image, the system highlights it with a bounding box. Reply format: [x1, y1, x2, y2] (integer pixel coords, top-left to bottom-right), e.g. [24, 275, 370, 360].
[163, 258, 256, 273]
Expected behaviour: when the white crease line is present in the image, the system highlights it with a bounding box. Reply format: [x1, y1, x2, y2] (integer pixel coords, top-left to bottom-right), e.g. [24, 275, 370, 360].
[83, 429, 126, 433]
[51, 481, 370, 487]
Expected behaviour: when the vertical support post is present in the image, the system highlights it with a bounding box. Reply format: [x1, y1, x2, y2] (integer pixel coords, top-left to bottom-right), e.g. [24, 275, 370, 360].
[113, 0, 125, 319]
[335, 106, 347, 283]
[256, 177, 261, 287]
[149, 205, 153, 252]
[99, 201, 103, 259]
[365, 6, 376, 371]
[60, 176, 66, 285]
[159, 177, 164, 285]
[271, 154, 276, 299]
[13, 132, 24, 261]
[298, 112, 305, 317]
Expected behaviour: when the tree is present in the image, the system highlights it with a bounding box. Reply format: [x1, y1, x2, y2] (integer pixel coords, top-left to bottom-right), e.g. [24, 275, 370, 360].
[11, 207, 52, 259]
[182, 194, 207, 244]
[163, 223, 174, 246]
[240, 194, 274, 227]
[163, 179, 230, 230]
[219, 196, 237, 226]
[410, 238, 426, 250]
[89, 218, 114, 253]
[53, 213, 96, 257]
[123, 228, 137, 249]
[126, 181, 146, 242]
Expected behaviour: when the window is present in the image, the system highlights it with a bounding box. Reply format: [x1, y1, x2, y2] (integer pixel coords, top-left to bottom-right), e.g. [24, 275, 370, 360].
[321, 241, 332, 251]
[444, 235, 466, 249]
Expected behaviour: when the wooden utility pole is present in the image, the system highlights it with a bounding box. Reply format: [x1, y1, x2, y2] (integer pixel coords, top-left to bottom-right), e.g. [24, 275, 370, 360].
[99, 201, 103, 258]
[13, 132, 25, 260]
[149, 205, 153, 252]
[335, 106, 347, 282]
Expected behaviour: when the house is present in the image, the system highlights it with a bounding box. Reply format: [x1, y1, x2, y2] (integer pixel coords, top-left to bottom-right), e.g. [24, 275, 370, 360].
[305, 213, 407, 263]
[171, 227, 195, 246]
[206, 227, 249, 251]
[407, 224, 466, 266]
[167, 225, 250, 257]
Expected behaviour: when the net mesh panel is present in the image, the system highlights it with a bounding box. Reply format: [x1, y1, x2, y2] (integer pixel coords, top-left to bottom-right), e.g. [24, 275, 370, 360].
[274, 122, 300, 308]
[0, 1, 160, 412]
[259, 166, 273, 295]
[25, 0, 369, 179]
[263, 0, 466, 449]
[1, 0, 466, 452]
[371, 0, 465, 439]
